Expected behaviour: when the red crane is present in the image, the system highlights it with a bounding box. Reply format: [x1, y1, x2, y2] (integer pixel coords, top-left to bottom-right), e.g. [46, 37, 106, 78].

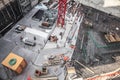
[57, 0, 67, 27]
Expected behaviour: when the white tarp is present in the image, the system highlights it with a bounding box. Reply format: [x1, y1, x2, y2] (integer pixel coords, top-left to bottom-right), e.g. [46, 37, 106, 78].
[25, 27, 48, 39]
[103, 0, 120, 7]
[35, 3, 48, 10]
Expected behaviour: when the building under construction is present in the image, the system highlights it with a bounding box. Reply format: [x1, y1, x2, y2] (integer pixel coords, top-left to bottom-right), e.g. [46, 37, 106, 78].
[0, 0, 120, 80]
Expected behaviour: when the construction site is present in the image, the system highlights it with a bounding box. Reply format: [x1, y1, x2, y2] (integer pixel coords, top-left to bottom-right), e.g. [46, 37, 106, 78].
[0, 0, 120, 80]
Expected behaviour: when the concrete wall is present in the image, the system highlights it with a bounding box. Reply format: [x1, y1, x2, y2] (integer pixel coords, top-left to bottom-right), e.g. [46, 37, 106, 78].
[79, 0, 120, 17]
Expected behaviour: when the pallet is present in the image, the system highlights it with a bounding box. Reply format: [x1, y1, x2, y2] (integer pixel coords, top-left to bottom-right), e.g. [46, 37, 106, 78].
[105, 33, 120, 43]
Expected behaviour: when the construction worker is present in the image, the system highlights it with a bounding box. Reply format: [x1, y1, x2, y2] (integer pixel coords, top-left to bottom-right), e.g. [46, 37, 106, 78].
[63, 56, 69, 61]
[61, 56, 69, 67]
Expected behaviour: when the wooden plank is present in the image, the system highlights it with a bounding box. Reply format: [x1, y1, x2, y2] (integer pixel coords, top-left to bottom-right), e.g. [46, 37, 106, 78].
[115, 33, 120, 41]
[109, 34, 116, 42]
[105, 34, 118, 42]
[105, 35, 111, 42]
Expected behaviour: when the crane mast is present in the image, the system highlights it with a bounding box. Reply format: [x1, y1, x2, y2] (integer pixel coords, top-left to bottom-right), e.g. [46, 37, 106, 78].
[57, 0, 67, 27]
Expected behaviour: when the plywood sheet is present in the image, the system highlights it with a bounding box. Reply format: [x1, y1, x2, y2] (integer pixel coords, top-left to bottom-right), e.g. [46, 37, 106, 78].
[67, 67, 76, 74]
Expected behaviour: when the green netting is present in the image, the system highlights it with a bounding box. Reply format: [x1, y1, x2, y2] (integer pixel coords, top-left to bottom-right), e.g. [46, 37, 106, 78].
[78, 30, 120, 61]
[88, 31, 120, 49]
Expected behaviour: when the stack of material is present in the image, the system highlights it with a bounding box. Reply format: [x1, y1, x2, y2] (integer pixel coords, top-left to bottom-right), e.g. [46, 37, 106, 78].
[42, 22, 50, 27]
[48, 55, 61, 66]
[66, 67, 77, 80]
[105, 32, 120, 43]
